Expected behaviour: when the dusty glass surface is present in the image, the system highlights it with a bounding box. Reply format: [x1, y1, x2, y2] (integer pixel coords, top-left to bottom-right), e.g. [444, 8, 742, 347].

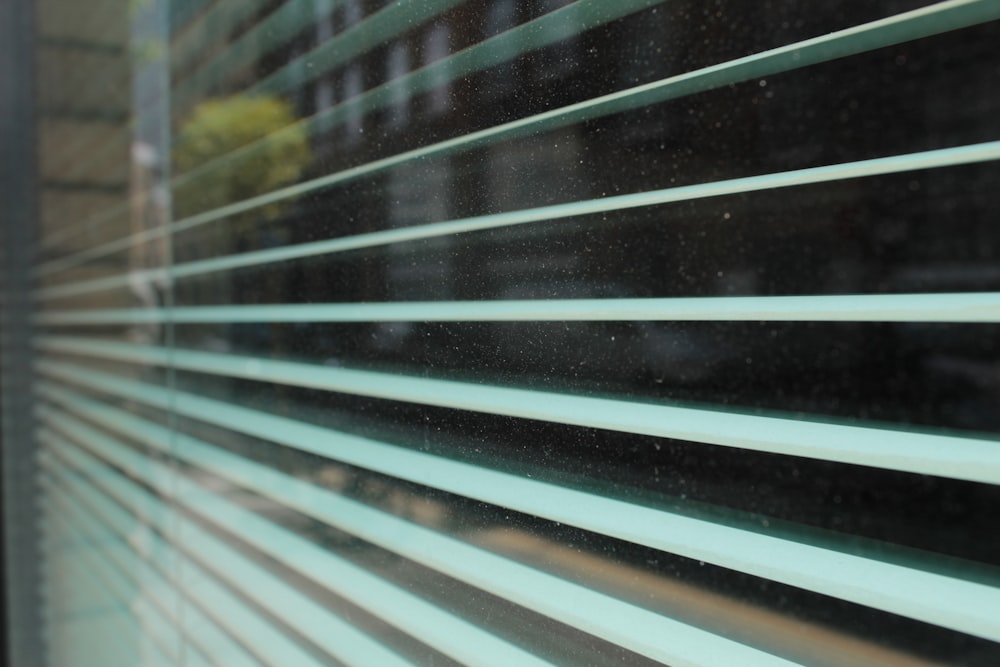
[13, 1, 1000, 666]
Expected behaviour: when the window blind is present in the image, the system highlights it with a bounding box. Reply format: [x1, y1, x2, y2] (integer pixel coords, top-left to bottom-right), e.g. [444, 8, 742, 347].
[12, 0, 1000, 666]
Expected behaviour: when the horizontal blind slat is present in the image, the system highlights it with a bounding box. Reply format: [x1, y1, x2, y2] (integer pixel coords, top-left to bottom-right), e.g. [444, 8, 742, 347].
[39, 400, 567, 664]
[174, 0, 464, 110]
[168, 0, 664, 211]
[37, 0, 663, 263]
[39, 518, 146, 667]
[39, 488, 190, 667]
[36, 139, 1000, 301]
[162, 0, 1000, 234]
[36, 341, 1000, 484]
[35, 0, 1000, 280]
[40, 423, 418, 667]
[37, 376, 1000, 644]
[36, 292, 1000, 325]
[239, 0, 465, 100]
[40, 435, 278, 667]
[45, 478, 274, 667]
[35, 384, 802, 667]
[173, 0, 331, 108]
[36, 536, 160, 667]
[171, 0, 274, 74]
[172, 482, 560, 667]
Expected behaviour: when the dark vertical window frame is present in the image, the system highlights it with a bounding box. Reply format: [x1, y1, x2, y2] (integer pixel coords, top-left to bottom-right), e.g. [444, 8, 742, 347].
[0, 0, 43, 665]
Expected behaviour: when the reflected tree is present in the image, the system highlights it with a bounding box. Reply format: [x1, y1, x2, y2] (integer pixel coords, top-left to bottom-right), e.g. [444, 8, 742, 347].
[173, 95, 311, 224]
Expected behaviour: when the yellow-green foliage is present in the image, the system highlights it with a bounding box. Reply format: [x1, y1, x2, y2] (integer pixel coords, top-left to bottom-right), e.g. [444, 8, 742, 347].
[173, 95, 311, 222]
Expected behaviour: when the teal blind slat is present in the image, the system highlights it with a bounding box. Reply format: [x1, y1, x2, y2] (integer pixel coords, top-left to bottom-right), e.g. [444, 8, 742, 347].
[242, 0, 464, 100]
[36, 542, 152, 667]
[38, 396, 569, 665]
[170, 0, 276, 79]
[173, 0, 327, 107]
[41, 439, 279, 667]
[37, 0, 660, 262]
[39, 489, 185, 667]
[41, 423, 419, 667]
[168, 0, 665, 217]
[156, 0, 1000, 237]
[50, 404, 564, 666]
[36, 374, 1000, 644]
[36, 384, 806, 667]
[35, 292, 1000, 325]
[175, 0, 467, 110]
[35, 0, 1000, 280]
[35, 139, 1000, 300]
[37, 341, 1000, 485]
